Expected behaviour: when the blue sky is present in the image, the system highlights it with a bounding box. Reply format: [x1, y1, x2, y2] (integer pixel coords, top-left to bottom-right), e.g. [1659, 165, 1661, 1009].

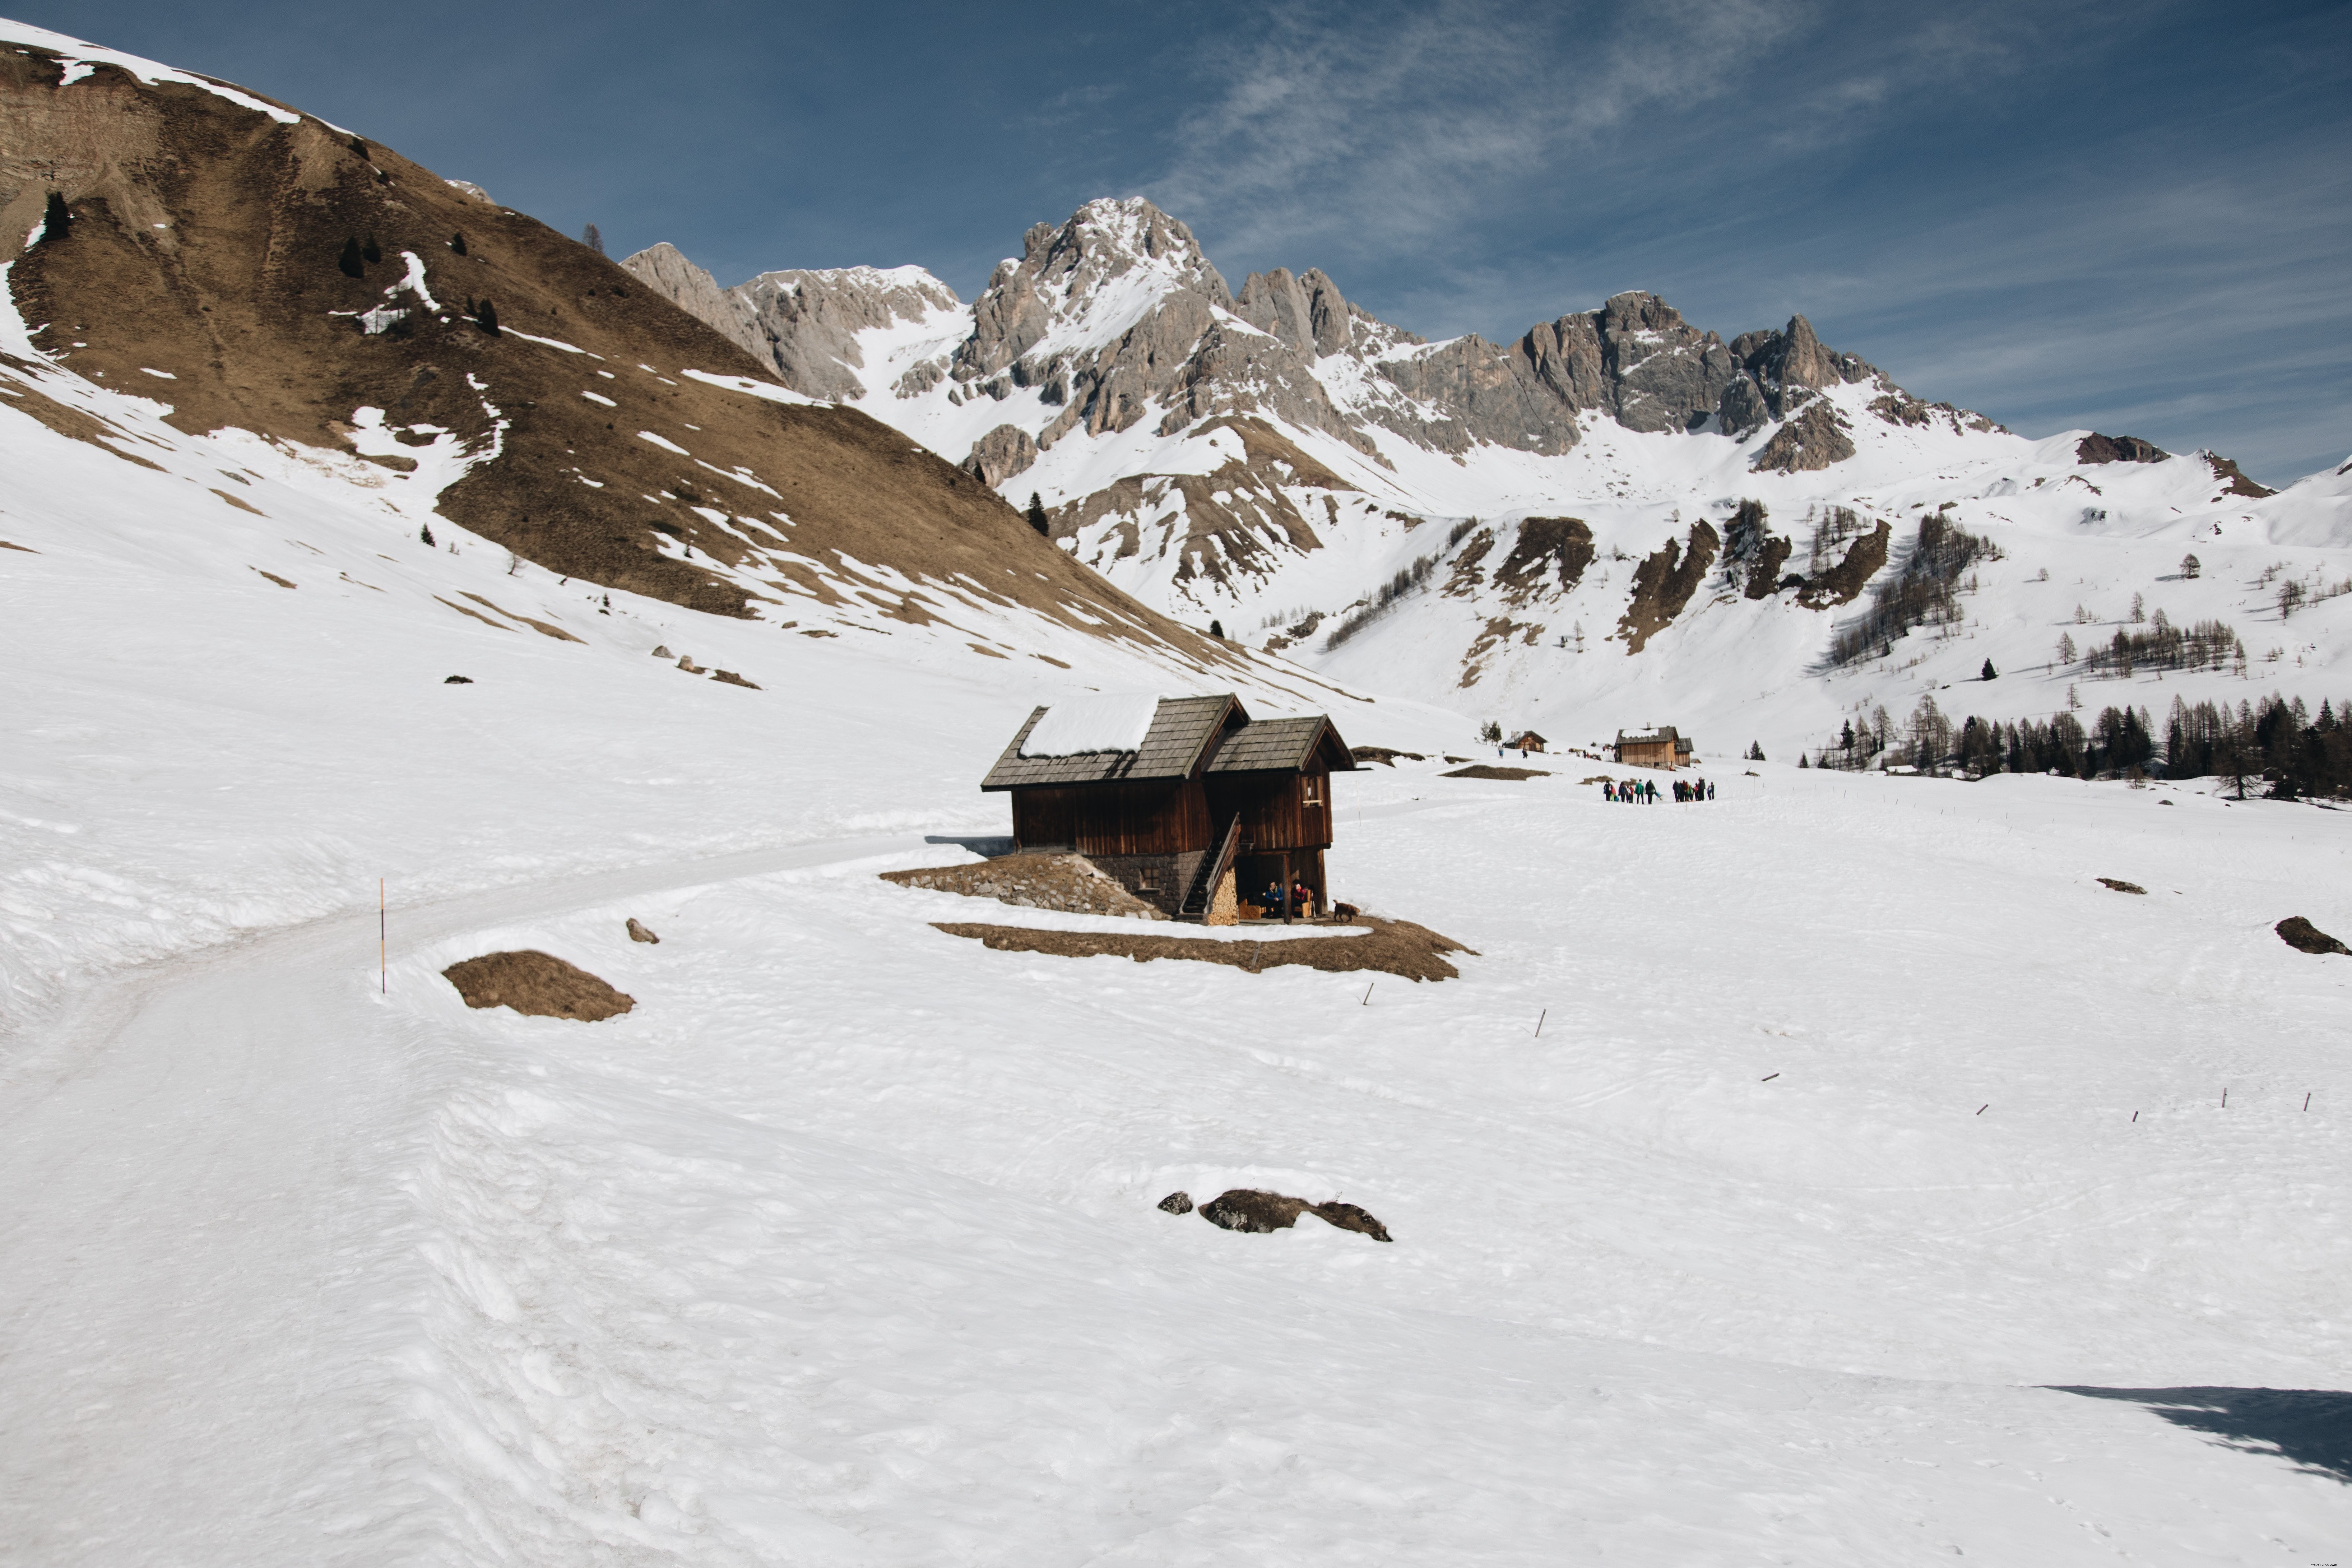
[21, 0, 2352, 481]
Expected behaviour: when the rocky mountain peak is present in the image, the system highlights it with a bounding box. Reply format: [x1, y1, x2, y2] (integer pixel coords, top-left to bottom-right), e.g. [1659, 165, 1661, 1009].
[1235, 266, 1353, 357]
[955, 198, 1231, 385]
[618, 248, 961, 402]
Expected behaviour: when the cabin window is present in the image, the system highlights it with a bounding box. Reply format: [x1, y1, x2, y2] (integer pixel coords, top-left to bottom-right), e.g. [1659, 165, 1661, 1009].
[1137, 867, 1161, 891]
[1302, 777, 1322, 806]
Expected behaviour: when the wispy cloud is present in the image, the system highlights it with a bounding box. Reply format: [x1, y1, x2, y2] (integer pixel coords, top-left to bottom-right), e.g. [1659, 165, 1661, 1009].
[1150, 0, 1809, 264]
[1140, 0, 2350, 478]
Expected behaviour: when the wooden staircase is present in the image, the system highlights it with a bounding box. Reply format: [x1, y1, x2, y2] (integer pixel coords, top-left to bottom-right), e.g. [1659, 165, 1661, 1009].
[1177, 815, 1243, 922]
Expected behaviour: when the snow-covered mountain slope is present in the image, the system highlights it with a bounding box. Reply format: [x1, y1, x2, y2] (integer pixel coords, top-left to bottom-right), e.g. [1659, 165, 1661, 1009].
[11, 331, 2352, 1562]
[634, 199, 2352, 763]
[9, 25, 2352, 1565]
[0, 40, 1257, 680]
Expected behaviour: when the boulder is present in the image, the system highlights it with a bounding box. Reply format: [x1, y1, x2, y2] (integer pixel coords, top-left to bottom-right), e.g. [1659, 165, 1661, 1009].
[2277, 917, 2350, 956]
[963, 423, 1039, 486]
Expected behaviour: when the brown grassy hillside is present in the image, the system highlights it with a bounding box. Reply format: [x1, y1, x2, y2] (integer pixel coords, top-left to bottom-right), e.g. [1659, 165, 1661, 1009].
[0, 44, 1229, 658]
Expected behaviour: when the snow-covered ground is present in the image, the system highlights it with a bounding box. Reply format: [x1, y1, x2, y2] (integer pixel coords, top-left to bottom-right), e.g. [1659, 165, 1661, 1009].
[6, 230, 2352, 1566]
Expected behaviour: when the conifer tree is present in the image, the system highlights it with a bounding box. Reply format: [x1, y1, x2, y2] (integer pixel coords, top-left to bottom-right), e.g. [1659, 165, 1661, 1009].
[2180, 552, 2201, 579]
[419, 523, 435, 547]
[361, 234, 381, 264]
[338, 237, 364, 278]
[1209, 619, 1225, 640]
[449, 231, 468, 255]
[581, 223, 605, 256]
[1982, 658, 1998, 681]
[474, 298, 500, 335]
[1026, 492, 1049, 535]
[41, 190, 69, 238]
[1746, 741, 1765, 761]
[1798, 752, 1809, 768]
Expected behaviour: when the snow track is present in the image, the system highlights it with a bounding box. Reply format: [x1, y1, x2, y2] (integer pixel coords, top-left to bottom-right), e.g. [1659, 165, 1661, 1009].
[0, 834, 922, 1567]
[5, 781, 2349, 1564]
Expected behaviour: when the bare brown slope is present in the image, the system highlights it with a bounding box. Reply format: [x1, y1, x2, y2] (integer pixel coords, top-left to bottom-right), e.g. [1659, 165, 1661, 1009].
[0, 47, 1229, 657]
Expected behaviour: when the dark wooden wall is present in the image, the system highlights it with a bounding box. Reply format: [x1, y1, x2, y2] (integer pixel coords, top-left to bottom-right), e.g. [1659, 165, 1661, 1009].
[1012, 780, 1211, 855]
[1206, 770, 1333, 850]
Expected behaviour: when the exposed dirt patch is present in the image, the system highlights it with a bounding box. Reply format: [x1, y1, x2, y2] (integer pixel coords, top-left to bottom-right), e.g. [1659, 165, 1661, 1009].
[1458, 614, 1545, 687]
[0, 539, 36, 551]
[885, 852, 1165, 919]
[211, 487, 265, 516]
[442, 950, 636, 1020]
[459, 593, 584, 642]
[2097, 877, 2148, 895]
[2205, 452, 2275, 498]
[252, 568, 295, 588]
[2076, 432, 2166, 465]
[1722, 499, 1792, 599]
[1616, 519, 1719, 653]
[625, 918, 660, 944]
[931, 915, 1475, 981]
[2276, 917, 2350, 956]
[1442, 765, 1550, 780]
[1197, 1188, 1393, 1243]
[1493, 516, 1593, 603]
[1351, 746, 1425, 766]
[1796, 520, 1891, 609]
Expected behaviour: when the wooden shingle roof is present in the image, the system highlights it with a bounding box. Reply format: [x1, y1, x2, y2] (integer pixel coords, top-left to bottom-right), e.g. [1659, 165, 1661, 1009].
[981, 695, 1238, 790]
[979, 696, 1358, 790]
[1205, 715, 1355, 774]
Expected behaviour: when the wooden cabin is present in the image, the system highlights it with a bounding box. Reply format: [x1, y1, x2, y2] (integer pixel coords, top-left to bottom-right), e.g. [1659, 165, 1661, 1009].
[1507, 731, 1549, 753]
[981, 694, 1356, 924]
[1614, 725, 1694, 770]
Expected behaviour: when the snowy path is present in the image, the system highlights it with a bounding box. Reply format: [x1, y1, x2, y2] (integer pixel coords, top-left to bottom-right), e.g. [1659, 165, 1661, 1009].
[0, 833, 925, 1567]
[4, 778, 2349, 1565]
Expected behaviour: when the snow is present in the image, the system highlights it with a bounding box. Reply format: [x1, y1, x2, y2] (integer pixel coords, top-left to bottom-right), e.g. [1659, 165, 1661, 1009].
[678, 367, 822, 407]
[1, 18, 302, 123]
[500, 328, 597, 356]
[4, 145, 2352, 1564]
[636, 429, 690, 455]
[1017, 691, 1163, 755]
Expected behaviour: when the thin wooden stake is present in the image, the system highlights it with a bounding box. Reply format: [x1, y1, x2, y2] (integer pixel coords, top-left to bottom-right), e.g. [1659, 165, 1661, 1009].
[1759, 1072, 1779, 1083]
[1976, 1104, 1988, 1115]
[2304, 1092, 2312, 1112]
[2221, 1088, 2228, 1107]
[1535, 1008, 1546, 1037]
[2132, 1110, 2139, 1122]
[379, 878, 386, 995]
[1361, 983, 1373, 1006]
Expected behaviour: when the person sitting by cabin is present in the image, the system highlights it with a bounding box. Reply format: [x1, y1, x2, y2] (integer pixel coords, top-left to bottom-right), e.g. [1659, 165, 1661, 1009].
[1291, 880, 1316, 917]
[1261, 879, 1285, 914]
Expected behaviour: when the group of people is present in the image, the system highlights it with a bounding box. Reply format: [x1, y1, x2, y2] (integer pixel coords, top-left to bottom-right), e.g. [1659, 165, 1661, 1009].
[1257, 879, 1318, 918]
[1602, 776, 1714, 804]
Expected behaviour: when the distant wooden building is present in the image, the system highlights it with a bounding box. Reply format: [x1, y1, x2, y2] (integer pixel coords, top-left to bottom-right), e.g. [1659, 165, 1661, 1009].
[982, 694, 1355, 924]
[1507, 731, 1549, 753]
[1614, 725, 1694, 770]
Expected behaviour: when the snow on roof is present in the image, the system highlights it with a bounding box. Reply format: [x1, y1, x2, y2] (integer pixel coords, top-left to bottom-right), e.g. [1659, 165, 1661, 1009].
[1018, 692, 1163, 757]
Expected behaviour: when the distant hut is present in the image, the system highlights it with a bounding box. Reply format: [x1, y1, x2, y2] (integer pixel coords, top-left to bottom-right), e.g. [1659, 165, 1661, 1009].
[982, 693, 1355, 924]
[1507, 730, 1548, 753]
[1614, 725, 1693, 771]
